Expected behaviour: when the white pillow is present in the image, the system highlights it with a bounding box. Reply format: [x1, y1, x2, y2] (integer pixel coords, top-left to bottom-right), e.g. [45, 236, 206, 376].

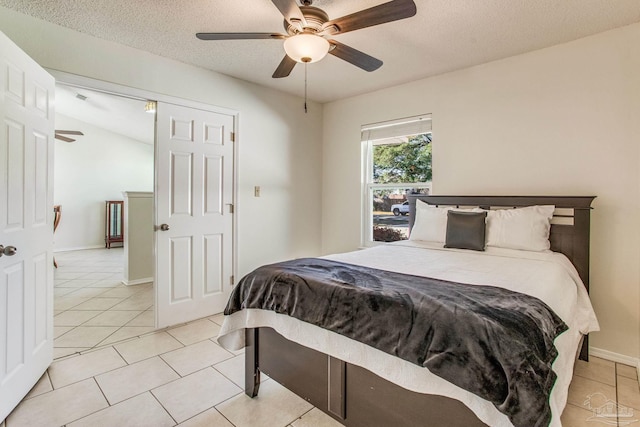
[485, 205, 555, 251]
[409, 200, 481, 243]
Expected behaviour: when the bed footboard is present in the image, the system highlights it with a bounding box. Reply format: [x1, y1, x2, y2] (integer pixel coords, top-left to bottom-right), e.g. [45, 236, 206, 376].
[246, 327, 488, 427]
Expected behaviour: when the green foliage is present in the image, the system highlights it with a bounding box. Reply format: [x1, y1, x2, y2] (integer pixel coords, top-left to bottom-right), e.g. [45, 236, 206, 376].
[373, 133, 432, 184]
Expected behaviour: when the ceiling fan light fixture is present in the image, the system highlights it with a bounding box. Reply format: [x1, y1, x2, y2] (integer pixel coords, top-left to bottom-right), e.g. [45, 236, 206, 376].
[283, 33, 330, 63]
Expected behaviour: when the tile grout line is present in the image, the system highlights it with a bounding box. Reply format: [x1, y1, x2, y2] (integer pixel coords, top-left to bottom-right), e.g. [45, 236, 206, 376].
[292, 407, 315, 426]
[573, 370, 619, 387]
[58, 377, 113, 426]
[48, 347, 127, 391]
[215, 406, 237, 427]
[157, 354, 183, 378]
[93, 323, 125, 348]
[150, 362, 241, 426]
[148, 390, 179, 426]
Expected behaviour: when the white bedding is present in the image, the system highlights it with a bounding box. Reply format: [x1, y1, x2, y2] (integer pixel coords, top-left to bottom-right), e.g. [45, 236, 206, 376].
[217, 241, 599, 427]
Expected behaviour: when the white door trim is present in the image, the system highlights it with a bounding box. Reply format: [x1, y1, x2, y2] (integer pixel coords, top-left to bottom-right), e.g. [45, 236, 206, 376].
[48, 70, 239, 117]
[49, 70, 240, 327]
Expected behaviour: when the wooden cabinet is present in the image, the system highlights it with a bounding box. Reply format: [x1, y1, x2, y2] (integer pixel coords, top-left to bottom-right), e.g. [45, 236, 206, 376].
[105, 200, 124, 248]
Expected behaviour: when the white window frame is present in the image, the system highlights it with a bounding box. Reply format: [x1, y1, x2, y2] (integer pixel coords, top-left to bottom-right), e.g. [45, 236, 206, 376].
[361, 114, 432, 247]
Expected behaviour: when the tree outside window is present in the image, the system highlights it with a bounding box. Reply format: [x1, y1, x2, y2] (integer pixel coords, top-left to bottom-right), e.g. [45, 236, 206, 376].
[362, 116, 432, 245]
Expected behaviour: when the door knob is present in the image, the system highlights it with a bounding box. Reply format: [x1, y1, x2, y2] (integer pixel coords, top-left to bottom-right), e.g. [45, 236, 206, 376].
[0, 245, 17, 257]
[158, 224, 170, 231]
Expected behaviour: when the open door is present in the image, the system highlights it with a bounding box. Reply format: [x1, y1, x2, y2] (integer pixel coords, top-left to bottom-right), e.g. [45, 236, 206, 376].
[0, 31, 55, 420]
[155, 101, 235, 328]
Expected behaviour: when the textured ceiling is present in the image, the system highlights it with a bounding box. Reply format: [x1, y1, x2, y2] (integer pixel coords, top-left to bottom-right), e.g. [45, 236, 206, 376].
[2, 0, 640, 103]
[56, 84, 155, 145]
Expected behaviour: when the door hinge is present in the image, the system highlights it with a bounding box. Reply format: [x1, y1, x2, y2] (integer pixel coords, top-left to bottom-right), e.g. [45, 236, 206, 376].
[228, 204, 234, 214]
[230, 132, 235, 142]
[230, 275, 235, 285]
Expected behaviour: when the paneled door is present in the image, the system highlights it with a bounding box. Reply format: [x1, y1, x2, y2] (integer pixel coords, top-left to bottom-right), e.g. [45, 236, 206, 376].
[0, 31, 55, 420]
[155, 102, 235, 328]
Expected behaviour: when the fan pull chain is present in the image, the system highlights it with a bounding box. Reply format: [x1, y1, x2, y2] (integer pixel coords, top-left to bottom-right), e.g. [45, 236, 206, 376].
[304, 61, 308, 114]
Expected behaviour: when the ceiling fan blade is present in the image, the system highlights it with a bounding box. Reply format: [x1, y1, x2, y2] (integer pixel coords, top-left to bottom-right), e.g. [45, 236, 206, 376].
[55, 134, 75, 143]
[272, 55, 297, 78]
[271, 0, 307, 27]
[55, 130, 84, 135]
[196, 33, 286, 40]
[321, 0, 416, 35]
[328, 41, 383, 72]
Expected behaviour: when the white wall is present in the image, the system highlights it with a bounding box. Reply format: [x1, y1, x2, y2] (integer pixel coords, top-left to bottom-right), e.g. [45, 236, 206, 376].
[0, 7, 324, 276]
[322, 24, 640, 359]
[54, 113, 153, 251]
[6, 4, 636, 360]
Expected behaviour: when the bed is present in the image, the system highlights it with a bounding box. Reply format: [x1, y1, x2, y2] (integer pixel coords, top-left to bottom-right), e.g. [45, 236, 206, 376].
[217, 195, 598, 427]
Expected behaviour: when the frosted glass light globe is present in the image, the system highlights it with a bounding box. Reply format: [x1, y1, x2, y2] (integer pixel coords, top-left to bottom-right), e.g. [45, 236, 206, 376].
[283, 34, 330, 63]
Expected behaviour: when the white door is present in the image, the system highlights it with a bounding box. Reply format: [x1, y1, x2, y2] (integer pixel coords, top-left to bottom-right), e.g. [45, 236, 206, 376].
[155, 102, 235, 328]
[0, 31, 54, 420]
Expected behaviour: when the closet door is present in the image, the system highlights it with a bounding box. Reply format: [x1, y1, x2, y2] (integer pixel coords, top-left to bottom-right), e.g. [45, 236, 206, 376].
[154, 101, 235, 328]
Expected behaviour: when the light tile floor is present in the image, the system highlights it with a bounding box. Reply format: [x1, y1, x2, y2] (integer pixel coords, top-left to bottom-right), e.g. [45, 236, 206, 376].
[5, 313, 342, 427]
[52, 248, 154, 359]
[3, 249, 639, 426]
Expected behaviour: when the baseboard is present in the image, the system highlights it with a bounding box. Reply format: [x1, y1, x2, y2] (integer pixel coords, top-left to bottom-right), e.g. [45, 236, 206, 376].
[590, 347, 640, 378]
[122, 277, 153, 286]
[54, 245, 106, 253]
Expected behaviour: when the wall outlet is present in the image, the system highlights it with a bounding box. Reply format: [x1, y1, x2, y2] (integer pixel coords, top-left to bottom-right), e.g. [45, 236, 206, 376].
[254, 186, 261, 197]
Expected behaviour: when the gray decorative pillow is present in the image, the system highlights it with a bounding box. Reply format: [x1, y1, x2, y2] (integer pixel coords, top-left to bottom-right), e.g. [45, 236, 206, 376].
[444, 210, 488, 251]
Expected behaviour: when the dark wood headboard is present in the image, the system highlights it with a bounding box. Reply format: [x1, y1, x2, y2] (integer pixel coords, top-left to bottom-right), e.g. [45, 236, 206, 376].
[407, 195, 595, 286]
[408, 196, 596, 359]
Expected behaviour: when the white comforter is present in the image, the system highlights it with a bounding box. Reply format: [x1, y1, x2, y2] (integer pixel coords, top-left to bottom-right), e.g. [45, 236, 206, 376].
[218, 241, 599, 427]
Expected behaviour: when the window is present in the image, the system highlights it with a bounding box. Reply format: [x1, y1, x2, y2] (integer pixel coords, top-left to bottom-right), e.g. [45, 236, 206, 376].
[361, 115, 432, 246]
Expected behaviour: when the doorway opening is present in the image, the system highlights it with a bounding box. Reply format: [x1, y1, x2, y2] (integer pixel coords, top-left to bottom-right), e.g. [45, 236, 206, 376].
[52, 83, 156, 358]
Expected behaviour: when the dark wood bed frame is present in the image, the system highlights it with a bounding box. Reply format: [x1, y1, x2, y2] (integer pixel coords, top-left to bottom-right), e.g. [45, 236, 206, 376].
[245, 195, 595, 427]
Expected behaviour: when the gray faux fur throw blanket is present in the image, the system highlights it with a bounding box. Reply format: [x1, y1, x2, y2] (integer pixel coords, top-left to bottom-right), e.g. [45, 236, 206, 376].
[225, 257, 568, 427]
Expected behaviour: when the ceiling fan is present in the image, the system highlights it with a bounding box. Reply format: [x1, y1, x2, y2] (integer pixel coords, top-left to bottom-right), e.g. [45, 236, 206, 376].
[55, 130, 84, 143]
[196, 0, 417, 78]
